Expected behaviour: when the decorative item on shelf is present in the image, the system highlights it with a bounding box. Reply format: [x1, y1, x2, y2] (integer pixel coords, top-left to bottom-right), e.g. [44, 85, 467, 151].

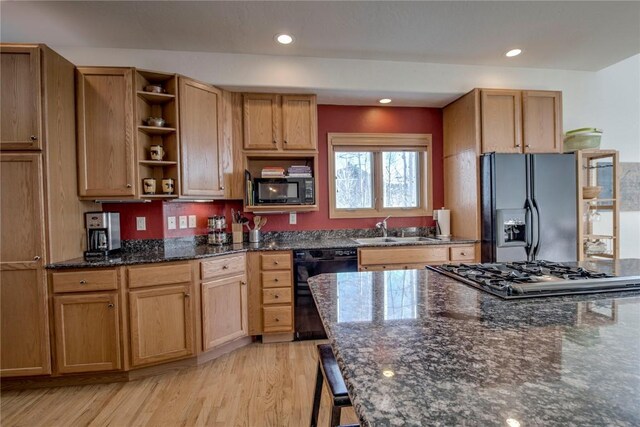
[143, 178, 156, 195]
[261, 166, 286, 178]
[150, 144, 165, 160]
[584, 239, 607, 256]
[162, 178, 174, 195]
[144, 84, 166, 94]
[287, 165, 312, 177]
[144, 117, 166, 127]
[583, 186, 602, 199]
[563, 128, 602, 152]
[207, 216, 227, 246]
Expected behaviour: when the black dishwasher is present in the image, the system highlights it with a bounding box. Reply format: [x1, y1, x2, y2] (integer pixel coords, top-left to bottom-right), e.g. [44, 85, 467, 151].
[293, 248, 358, 340]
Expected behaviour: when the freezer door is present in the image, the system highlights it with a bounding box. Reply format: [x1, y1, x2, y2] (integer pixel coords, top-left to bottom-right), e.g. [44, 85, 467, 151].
[481, 153, 530, 262]
[530, 154, 578, 262]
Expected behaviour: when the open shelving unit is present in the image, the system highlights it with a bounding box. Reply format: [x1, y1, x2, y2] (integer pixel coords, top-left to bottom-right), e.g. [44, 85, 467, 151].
[243, 153, 319, 213]
[576, 149, 619, 261]
[135, 69, 181, 199]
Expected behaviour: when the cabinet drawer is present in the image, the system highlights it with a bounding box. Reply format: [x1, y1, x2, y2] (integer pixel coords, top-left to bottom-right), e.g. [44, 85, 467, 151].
[52, 269, 118, 293]
[359, 246, 448, 266]
[450, 245, 475, 262]
[128, 262, 192, 289]
[263, 306, 293, 333]
[261, 271, 292, 289]
[260, 252, 291, 271]
[201, 254, 246, 280]
[360, 264, 430, 272]
[263, 287, 292, 305]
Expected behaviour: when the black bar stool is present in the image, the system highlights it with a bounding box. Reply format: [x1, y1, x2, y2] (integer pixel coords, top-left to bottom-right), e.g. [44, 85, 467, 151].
[310, 344, 352, 427]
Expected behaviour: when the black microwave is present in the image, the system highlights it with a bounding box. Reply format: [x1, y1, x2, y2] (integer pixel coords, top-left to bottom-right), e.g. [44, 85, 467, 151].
[253, 178, 315, 205]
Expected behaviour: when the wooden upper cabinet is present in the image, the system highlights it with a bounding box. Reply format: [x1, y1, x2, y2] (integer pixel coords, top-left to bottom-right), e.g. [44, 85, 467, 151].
[282, 95, 317, 150]
[522, 91, 562, 153]
[179, 77, 224, 197]
[243, 93, 280, 150]
[243, 93, 317, 151]
[76, 67, 136, 198]
[480, 89, 522, 154]
[53, 293, 121, 374]
[0, 45, 42, 150]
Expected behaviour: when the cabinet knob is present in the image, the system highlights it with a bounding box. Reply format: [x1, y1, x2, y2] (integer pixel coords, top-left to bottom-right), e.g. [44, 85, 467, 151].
[515, 144, 521, 148]
[284, 140, 288, 144]
[126, 184, 132, 188]
[79, 280, 87, 284]
[382, 266, 386, 269]
[241, 281, 247, 286]
[525, 144, 530, 148]
[30, 135, 38, 141]
[107, 303, 114, 308]
[222, 265, 229, 270]
[275, 318, 280, 322]
[274, 261, 279, 265]
[220, 186, 225, 190]
[272, 140, 277, 144]
[460, 252, 466, 256]
[274, 278, 279, 282]
[274, 294, 279, 298]
[33, 255, 41, 261]
[184, 293, 191, 298]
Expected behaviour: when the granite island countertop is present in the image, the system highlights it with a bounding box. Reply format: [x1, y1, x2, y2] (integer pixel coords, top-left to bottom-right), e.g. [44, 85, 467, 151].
[308, 259, 640, 426]
[46, 235, 477, 269]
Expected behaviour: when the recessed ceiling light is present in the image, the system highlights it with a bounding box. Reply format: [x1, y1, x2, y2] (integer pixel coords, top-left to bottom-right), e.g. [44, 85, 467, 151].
[379, 98, 392, 104]
[505, 48, 522, 58]
[275, 34, 294, 45]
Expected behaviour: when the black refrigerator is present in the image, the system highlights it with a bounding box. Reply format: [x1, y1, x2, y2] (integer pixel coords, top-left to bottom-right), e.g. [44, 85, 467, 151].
[481, 153, 577, 263]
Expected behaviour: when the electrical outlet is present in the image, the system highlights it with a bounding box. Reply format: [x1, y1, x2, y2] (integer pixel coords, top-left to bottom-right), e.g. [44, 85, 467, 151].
[289, 212, 297, 225]
[167, 216, 176, 230]
[188, 215, 196, 228]
[136, 217, 146, 231]
[179, 215, 188, 229]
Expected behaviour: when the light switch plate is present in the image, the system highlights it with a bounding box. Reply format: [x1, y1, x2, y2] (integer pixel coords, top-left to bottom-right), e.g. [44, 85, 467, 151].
[188, 215, 196, 228]
[136, 217, 146, 231]
[289, 212, 297, 225]
[167, 216, 176, 230]
[179, 215, 188, 229]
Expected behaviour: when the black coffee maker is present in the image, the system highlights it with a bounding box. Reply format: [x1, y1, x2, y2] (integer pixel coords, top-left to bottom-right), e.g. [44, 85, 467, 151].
[84, 212, 121, 259]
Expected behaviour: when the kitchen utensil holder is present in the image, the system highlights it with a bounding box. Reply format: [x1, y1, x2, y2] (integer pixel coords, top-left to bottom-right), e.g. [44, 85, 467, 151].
[232, 223, 243, 244]
[249, 229, 261, 243]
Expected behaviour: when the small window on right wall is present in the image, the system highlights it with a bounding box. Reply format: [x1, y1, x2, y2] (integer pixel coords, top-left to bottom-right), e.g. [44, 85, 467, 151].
[328, 133, 432, 218]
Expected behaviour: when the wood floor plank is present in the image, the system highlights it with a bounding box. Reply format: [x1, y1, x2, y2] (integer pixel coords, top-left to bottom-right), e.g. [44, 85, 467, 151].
[1, 341, 358, 427]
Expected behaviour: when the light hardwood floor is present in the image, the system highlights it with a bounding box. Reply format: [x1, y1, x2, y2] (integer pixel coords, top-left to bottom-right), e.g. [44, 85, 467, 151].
[1, 340, 359, 427]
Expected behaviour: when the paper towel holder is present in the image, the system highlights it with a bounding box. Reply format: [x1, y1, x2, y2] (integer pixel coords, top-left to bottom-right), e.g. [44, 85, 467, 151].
[434, 207, 452, 240]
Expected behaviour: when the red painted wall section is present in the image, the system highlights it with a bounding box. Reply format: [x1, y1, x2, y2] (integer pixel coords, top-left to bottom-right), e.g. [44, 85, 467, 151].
[255, 105, 444, 231]
[103, 105, 443, 239]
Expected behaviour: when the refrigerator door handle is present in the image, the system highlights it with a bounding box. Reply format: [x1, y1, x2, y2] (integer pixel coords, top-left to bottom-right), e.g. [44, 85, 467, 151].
[524, 199, 534, 259]
[532, 198, 541, 258]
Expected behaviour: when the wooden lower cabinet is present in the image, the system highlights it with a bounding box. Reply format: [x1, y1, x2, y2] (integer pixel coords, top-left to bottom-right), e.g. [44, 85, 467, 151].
[53, 293, 121, 374]
[129, 284, 194, 367]
[201, 274, 248, 351]
[0, 269, 51, 377]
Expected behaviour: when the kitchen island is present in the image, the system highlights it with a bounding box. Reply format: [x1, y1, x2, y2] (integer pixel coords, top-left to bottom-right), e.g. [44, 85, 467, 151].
[308, 259, 640, 426]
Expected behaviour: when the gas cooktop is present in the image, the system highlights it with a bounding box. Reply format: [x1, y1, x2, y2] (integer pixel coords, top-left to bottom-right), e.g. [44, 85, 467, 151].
[428, 260, 640, 299]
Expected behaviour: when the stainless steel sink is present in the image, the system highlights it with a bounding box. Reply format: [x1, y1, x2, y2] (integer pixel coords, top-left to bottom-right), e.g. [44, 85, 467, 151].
[353, 236, 441, 245]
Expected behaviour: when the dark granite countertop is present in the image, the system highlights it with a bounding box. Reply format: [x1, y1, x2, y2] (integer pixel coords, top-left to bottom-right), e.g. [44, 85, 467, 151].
[46, 235, 476, 269]
[308, 259, 640, 426]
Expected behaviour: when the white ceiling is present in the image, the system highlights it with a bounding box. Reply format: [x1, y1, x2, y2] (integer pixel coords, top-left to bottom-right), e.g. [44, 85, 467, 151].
[2, 1, 639, 72]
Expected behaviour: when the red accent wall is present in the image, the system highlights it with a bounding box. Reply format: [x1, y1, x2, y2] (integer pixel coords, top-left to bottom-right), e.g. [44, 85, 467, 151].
[255, 105, 443, 231]
[104, 105, 443, 239]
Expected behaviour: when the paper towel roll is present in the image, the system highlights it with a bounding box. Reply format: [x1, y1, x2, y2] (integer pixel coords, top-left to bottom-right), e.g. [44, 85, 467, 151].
[435, 208, 451, 239]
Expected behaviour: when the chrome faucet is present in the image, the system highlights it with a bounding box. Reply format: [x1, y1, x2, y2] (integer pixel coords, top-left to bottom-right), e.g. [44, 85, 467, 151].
[376, 215, 392, 237]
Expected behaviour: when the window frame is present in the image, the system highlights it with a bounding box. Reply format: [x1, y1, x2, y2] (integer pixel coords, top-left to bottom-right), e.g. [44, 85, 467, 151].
[328, 133, 432, 219]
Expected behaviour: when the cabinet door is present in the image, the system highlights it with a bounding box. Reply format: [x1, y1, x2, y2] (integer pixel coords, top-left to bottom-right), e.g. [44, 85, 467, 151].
[480, 90, 523, 153]
[1, 153, 50, 376]
[1, 45, 42, 150]
[201, 275, 248, 351]
[282, 95, 317, 151]
[129, 284, 194, 367]
[179, 77, 224, 197]
[76, 67, 136, 197]
[54, 293, 121, 374]
[522, 91, 562, 153]
[243, 94, 280, 150]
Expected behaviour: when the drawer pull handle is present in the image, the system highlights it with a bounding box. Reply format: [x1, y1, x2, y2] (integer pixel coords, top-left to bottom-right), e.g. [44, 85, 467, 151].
[79, 280, 87, 284]
[222, 265, 229, 270]
[107, 303, 114, 308]
[30, 135, 38, 141]
[33, 255, 41, 261]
